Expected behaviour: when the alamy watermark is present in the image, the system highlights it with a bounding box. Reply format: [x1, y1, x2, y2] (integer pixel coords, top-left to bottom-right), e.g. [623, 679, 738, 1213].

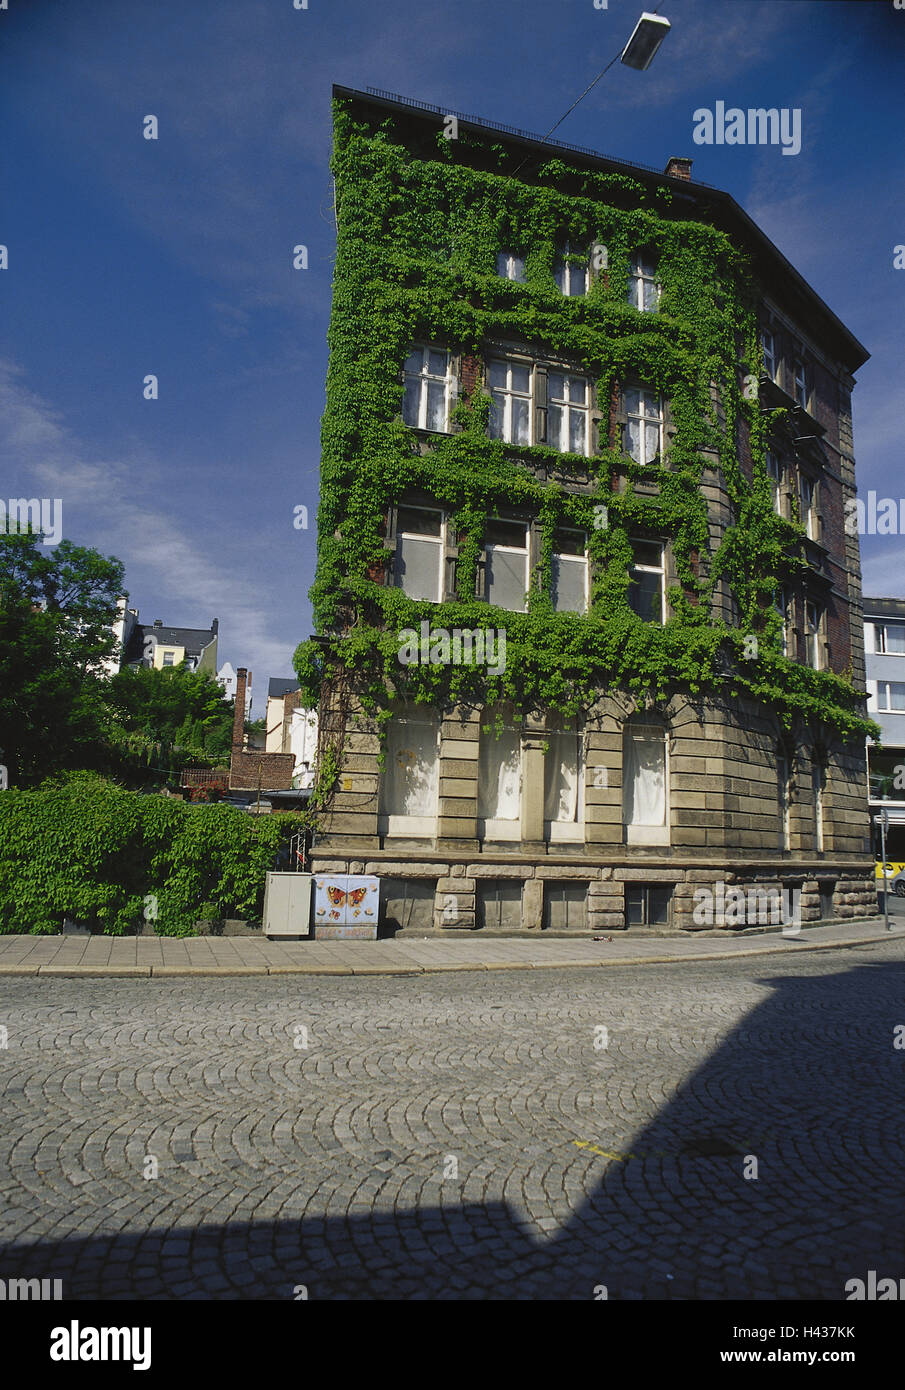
[1, 498, 62, 545]
[845, 492, 905, 536]
[693, 102, 801, 157]
[397, 620, 507, 676]
[692, 880, 801, 930]
[0, 1276, 62, 1300]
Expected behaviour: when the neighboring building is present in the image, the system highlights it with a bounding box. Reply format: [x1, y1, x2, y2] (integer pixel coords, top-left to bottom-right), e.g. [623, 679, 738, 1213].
[266, 678, 318, 788]
[228, 667, 303, 805]
[304, 86, 876, 934]
[108, 604, 220, 675]
[864, 597, 905, 863]
[217, 662, 238, 702]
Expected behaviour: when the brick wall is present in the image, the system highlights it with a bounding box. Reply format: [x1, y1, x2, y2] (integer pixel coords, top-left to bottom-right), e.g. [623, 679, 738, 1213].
[228, 750, 295, 792]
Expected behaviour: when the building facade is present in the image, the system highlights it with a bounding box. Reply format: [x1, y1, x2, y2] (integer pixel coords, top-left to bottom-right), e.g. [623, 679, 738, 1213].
[300, 87, 877, 933]
[865, 596, 905, 866]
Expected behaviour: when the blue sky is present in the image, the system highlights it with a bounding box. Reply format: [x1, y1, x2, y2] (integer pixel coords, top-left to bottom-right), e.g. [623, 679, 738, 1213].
[2, 0, 903, 699]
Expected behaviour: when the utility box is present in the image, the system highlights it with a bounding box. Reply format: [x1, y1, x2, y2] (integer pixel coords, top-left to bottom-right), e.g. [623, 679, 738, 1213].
[263, 872, 313, 937]
[313, 874, 379, 939]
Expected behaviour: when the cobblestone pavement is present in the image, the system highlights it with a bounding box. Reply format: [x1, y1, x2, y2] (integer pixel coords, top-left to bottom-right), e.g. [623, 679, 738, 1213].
[0, 939, 902, 1300]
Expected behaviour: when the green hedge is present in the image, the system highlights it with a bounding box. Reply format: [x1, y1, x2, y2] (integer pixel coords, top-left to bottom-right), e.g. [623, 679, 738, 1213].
[0, 772, 298, 936]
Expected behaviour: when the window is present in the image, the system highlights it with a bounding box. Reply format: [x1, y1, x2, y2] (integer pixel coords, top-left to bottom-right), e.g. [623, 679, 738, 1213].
[628, 540, 665, 624]
[484, 518, 529, 611]
[877, 681, 905, 711]
[382, 879, 436, 933]
[623, 718, 668, 843]
[876, 623, 905, 655]
[628, 253, 659, 311]
[804, 600, 823, 669]
[761, 328, 777, 381]
[394, 505, 444, 602]
[775, 587, 791, 657]
[625, 884, 672, 927]
[496, 250, 526, 283]
[162, 652, 175, 667]
[488, 358, 531, 446]
[380, 712, 440, 835]
[624, 386, 663, 464]
[403, 347, 453, 431]
[543, 883, 588, 931]
[544, 719, 583, 841]
[813, 760, 827, 852]
[799, 474, 818, 541]
[766, 451, 783, 515]
[478, 722, 521, 839]
[476, 880, 523, 930]
[554, 243, 588, 297]
[792, 358, 808, 409]
[777, 748, 791, 851]
[551, 529, 588, 613]
[547, 372, 590, 455]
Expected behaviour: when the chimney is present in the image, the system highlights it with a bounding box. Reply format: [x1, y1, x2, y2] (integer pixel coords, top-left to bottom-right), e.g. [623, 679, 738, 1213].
[664, 156, 692, 181]
[232, 667, 250, 750]
[211, 617, 219, 635]
[153, 618, 163, 627]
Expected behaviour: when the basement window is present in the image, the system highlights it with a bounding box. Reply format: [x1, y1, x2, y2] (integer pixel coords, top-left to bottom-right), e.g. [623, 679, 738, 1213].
[543, 882, 588, 930]
[625, 884, 672, 927]
[476, 879, 523, 930]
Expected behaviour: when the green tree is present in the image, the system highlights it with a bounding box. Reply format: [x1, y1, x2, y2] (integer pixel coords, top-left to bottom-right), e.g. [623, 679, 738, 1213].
[0, 532, 123, 784]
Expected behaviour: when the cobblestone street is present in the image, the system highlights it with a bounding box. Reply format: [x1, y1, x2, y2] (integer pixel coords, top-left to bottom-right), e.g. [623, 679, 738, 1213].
[1, 939, 903, 1300]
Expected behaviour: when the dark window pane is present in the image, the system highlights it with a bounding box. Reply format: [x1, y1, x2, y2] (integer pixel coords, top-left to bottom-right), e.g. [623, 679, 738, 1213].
[397, 507, 441, 537]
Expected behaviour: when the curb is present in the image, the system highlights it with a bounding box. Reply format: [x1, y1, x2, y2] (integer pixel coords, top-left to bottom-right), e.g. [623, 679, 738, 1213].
[0, 929, 897, 979]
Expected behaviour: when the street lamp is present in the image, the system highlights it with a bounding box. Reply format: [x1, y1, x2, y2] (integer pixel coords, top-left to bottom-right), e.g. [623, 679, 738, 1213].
[621, 12, 672, 70]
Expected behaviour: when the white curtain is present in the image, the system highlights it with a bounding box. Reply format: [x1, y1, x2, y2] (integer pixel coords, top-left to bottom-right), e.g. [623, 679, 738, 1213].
[623, 726, 666, 826]
[544, 731, 579, 823]
[384, 717, 439, 817]
[479, 727, 521, 821]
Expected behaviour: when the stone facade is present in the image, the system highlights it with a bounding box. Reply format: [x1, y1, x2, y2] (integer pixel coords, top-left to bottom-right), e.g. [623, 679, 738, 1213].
[309, 88, 875, 932]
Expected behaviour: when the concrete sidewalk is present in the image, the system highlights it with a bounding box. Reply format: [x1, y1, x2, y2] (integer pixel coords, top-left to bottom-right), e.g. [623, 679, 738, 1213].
[0, 918, 898, 978]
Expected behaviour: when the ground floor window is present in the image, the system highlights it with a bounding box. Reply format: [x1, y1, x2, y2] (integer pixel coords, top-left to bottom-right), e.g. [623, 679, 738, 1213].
[476, 879, 523, 930]
[381, 879, 436, 933]
[542, 882, 588, 930]
[625, 883, 672, 927]
[380, 712, 440, 836]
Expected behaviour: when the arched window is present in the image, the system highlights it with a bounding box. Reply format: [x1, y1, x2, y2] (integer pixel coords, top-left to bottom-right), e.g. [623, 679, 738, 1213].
[623, 715, 669, 844]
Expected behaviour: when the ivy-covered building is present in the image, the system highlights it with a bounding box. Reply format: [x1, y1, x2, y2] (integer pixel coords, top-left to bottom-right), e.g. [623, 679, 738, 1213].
[297, 85, 877, 934]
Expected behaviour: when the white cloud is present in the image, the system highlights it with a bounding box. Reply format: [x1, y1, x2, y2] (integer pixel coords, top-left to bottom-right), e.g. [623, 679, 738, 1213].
[0, 359, 297, 682]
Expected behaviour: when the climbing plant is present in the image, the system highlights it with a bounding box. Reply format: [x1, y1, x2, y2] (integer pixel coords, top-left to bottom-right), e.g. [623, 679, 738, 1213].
[294, 99, 875, 745]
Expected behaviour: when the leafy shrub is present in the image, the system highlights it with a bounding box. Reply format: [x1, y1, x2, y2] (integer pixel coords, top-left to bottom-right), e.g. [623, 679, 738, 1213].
[0, 772, 298, 935]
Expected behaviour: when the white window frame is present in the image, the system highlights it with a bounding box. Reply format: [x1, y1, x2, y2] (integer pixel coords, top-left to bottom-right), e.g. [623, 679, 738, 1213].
[496, 250, 526, 283]
[624, 386, 664, 465]
[799, 473, 818, 541]
[804, 600, 823, 670]
[777, 749, 792, 851]
[876, 622, 905, 655]
[547, 371, 590, 456]
[402, 346, 454, 432]
[379, 712, 441, 838]
[551, 528, 589, 614]
[813, 760, 826, 852]
[775, 587, 791, 657]
[487, 357, 533, 447]
[393, 505, 445, 603]
[761, 328, 777, 381]
[623, 719, 670, 846]
[792, 357, 808, 410]
[766, 450, 784, 516]
[544, 723, 585, 843]
[484, 517, 530, 613]
[876, 681, 905, 712]
[628, 253, 660, 312]
[628, 540, 666, 625]
[554, 242, 588, 297]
